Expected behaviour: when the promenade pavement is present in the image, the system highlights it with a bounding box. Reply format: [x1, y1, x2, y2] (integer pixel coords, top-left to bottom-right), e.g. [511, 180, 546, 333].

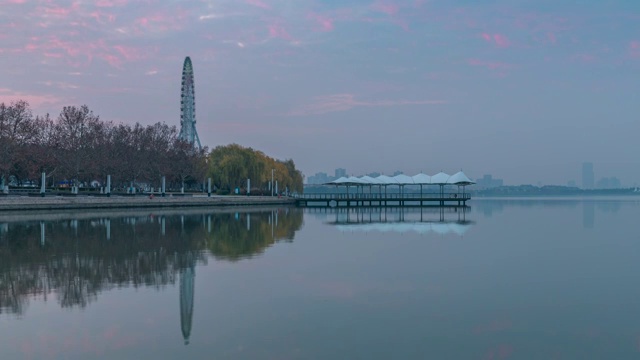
[0, 194, 295, 211]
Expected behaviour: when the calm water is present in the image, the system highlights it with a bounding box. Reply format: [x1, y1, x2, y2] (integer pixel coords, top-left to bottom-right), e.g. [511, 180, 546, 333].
[1, 198, 640, 359]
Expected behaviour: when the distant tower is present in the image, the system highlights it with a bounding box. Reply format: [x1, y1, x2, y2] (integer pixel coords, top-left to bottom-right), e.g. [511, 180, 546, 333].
[582, 162, 594, 189]
[179, 56, 202, 149]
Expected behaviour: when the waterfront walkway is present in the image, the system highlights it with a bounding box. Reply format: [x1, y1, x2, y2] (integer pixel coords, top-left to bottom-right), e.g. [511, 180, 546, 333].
[0, 195, 295, 212]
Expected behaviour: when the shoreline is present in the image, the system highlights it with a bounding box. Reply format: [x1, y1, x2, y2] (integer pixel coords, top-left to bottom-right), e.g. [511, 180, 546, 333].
[0, 194, 296, 212]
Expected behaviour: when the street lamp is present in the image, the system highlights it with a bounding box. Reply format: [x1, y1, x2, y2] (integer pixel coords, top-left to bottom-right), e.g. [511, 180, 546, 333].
[271, 169, 274, 196]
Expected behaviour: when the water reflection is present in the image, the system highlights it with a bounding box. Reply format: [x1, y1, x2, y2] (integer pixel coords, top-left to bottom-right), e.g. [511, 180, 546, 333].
[307, 207, 474, 236]
[473, 198, 639, 230]
[180, 254, 195, 345]
[0, 207, 303, 344]
[473, 198, 585, 217]
[583, 201, 595, 229]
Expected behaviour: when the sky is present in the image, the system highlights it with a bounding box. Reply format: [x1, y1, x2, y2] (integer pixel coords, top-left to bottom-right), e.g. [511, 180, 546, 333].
[1, 0, 639, 186]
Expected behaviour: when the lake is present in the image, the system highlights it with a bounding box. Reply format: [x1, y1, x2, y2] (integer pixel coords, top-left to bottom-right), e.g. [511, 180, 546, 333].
[1, 198, 640, 359]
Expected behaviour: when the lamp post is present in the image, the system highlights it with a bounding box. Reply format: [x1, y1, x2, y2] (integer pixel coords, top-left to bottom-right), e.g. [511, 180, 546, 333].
[271, 169, 274, 197]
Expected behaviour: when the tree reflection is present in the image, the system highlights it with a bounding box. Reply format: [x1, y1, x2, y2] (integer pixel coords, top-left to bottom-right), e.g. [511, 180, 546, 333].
[0, 208, 303, 316]
[207, 209, 299, 261]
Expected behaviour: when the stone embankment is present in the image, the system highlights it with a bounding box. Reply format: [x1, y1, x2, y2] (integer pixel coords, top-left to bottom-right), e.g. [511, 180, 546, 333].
[0, 195, 295, 212]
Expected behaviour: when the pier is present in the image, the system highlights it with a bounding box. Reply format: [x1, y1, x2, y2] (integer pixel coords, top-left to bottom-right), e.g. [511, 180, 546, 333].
[295, 192, 471, 207]
[299, 170, 475, 208]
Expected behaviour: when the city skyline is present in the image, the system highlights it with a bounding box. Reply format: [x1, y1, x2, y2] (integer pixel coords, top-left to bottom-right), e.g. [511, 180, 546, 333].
[2, 1, 639, 185]
[307, 164, 627, 188]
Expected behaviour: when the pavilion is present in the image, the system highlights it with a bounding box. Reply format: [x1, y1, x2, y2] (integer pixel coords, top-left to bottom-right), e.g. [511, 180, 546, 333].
[324, 171, 475, 198]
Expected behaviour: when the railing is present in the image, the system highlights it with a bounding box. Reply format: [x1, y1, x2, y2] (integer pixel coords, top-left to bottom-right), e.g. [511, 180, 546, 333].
[295, 193, 470, 200]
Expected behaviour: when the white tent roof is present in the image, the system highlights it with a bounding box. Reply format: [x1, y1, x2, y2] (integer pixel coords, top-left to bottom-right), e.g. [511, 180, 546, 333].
[360, 175, 377, 184]
[393, 174, 414, 184]
[375, 175, 399, 184]
[323, 171, 475, 186]
[412, 173, 431, 184]
[430, 172, 450, 185]
[332, 176, 350, 184]
[447, 171, 475, 185]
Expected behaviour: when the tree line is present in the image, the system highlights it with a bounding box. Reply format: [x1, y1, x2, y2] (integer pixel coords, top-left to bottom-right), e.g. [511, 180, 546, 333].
[0, 100, 303, 193]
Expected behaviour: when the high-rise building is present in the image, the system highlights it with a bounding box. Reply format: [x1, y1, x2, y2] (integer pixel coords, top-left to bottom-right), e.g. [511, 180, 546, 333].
[335, 168, 347, 179]
[596, 177, 621, 189]
[179, 56, 202, 149]
[475, 174, 504, 188]
[582, 162, 594, 189]
[307, 172, 331, 184]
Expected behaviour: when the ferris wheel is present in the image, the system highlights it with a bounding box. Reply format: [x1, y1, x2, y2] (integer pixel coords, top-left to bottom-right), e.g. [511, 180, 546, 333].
[179, 56, 202, 149]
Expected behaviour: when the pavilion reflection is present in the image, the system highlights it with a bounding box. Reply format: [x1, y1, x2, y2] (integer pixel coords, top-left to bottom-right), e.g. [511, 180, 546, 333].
[316, 207, 474, 236]
[0, 207, 303, 345]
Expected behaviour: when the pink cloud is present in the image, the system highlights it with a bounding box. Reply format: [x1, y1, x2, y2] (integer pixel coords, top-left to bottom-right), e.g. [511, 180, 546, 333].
[308, 13, 334, 32]
[268, 23, 292, 40]
[137, 17, 149, 26]
[246, 0, 270, 9]
[21, 35, 153, 69]
[480, 33, 511, 48]
[372, 1, 399, 16]
[133, 10, 187, 33]
[629, 41, 640, 58]
[99, 54, 120, 67]
[41, 3, 80, 17]
[493, 34, 510, 47]
[467, 58, 512, 70]
[573, 53, 595, 63]
[89, 11, 116, 23]
[95, 0, 128, 7]
[363, 3, 410, 32]
[112, 45, 146, 61]
[0, 88, 63, 109]
[288, 94, 446, 116]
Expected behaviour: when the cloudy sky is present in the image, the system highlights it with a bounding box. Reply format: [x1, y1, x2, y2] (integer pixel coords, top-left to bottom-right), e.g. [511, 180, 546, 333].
[1, 0, 639, 185]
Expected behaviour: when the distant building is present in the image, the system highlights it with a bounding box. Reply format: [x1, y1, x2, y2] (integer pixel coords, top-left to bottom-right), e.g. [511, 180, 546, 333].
[334, 168, 347, 179]
[596, 177, 621, 189]
[582, 162, 594, 189]
[567, 180, 577, 187]
[393, 170, 403, 176]
[367, 172, 381, 178]
[475, 174, 503, 188]
[307, 172, 333, 185]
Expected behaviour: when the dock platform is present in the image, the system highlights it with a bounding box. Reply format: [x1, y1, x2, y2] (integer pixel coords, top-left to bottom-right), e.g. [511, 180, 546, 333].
[294, 193, 471, 208]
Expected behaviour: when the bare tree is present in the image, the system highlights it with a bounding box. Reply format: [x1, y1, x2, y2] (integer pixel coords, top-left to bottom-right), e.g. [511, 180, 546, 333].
[52, 105, 102, 188]
[0, 101, 42, 186]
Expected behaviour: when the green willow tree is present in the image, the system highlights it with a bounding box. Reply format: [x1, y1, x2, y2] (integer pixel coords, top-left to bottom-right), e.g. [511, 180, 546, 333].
[208, 144, 304, 194]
